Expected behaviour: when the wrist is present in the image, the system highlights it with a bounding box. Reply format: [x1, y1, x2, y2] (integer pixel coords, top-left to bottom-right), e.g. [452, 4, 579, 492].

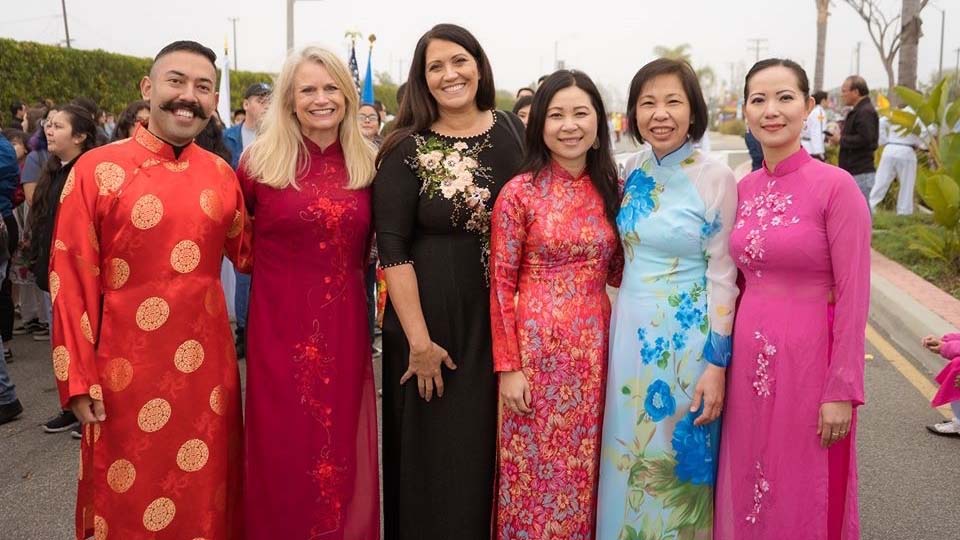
[409, 339, 432, 354]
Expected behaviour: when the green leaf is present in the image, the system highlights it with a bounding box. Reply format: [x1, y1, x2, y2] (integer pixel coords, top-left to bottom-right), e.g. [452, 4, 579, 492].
[668, 295, 680, 308]
[888, 110, 921, 136]
[929, 78, 947, 120]
[920, 174, 960, 228]
[699, 318, 709, 335]
[940, 134, 960, 181]
[917, 103, 937, 127]
[895, 86, 926, 112]
[622, 385, 632, 395]
[946, 100, 960, 130]
[657, 351, 670, 369]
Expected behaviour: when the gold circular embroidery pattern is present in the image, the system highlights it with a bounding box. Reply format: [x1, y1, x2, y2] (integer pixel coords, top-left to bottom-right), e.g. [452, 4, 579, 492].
[95, 162, 125, 195]
[94, 515, 107, 540]
[104, 358, 133, 391]
[59, 168, 76, 203]
[199, 189, 223, 221]
[50, 271, 61, 304]
[107, 258, 130, 289]
[80, 312, 94, 343]
[88, 384, 103, 401]
[131, 195, 164, 230]
[174, 340, 204, 373]
[88, 223, 99, 252]
[107, 459, 136, 493]
[170, 240, 201, 274]
[209, 385, 226, 415]
[176, 439, 209, 472]
[163, 161, 189, 173]
[52, 346, 70, 381]
[226, 210, 242, 238]
[136, 297, 170, 331]
[93, 422, 101, 442]
[137, 398, 171, 433]
[142, 497, 176, 532]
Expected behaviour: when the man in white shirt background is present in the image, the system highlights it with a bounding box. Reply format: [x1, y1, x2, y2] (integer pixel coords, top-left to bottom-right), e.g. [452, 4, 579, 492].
[869, 111, 921, 215]
[801, 90, 828, 161]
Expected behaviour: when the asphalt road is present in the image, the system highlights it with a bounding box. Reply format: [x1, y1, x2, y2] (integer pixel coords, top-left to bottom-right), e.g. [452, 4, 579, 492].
[1, 317, 955, 540]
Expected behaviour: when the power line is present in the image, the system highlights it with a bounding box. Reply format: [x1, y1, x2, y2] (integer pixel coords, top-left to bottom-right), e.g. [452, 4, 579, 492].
[746, 38, 768, 64]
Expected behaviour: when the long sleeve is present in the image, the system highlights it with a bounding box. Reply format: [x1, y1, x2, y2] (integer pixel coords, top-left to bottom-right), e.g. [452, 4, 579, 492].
[841, 105, 879, 150]
[940, 333, 960, 360]
[822, 172, 872, 405]
[700, 164, 739, 367]
[373, 140, 419, 268]
[49, 160, 103, 408]
[489, 178, 527, 372]
[224, 174, 253, 274]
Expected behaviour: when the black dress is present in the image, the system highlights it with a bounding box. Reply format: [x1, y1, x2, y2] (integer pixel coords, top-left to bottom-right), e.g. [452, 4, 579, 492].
[374, 110, 524, 540]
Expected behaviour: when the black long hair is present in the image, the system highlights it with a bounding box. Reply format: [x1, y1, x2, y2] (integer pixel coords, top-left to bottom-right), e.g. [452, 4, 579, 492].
[29, 105, 98, 231]
[377, 23, 496, 165]
[194, 115, 233, 164]
[112, 100, 149, 141]
[519, 70, 620, 234]
[744, 58, 811, 101]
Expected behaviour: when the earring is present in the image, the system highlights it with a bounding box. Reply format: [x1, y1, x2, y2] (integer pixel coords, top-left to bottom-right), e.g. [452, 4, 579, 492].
[592, 138, 600, 150]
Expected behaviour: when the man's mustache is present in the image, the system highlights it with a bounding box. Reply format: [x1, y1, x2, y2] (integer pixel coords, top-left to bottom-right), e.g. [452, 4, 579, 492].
[158, 100, 208, 120]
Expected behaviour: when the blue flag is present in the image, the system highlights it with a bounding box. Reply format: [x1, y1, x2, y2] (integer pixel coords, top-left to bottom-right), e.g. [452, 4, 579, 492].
[348, 43, 361, 92]
[362, 48, 375, 104]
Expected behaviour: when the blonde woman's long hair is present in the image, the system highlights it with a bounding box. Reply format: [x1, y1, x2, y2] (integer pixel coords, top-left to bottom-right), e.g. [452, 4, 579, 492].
[243, 46, 376, 190]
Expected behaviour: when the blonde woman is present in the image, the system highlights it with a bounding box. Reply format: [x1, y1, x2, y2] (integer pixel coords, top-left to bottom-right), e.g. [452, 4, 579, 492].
[237, 46, 379, 539]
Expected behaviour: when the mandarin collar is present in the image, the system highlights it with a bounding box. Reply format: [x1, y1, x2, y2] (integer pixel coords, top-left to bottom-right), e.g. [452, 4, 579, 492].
[653, 139, 694, 167]
[549, 160, 589, 182]
[765, 147, 812, 177]
[304, 136, 343, 158]
[133, 124, 194, 161]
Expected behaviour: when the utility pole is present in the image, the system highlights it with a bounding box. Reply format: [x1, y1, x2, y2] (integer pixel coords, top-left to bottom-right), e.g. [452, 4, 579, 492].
[746, 38, 767, 64]
[286, 0, 325, 52]
[938, 8, 945, 80]
[855, 42, 862, 75]
[228, 17, 239, 70]
[60, 0, 71, 48]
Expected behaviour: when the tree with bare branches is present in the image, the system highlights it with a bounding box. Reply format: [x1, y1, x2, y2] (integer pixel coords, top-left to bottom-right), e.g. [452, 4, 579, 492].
[842, 0, 930, 96]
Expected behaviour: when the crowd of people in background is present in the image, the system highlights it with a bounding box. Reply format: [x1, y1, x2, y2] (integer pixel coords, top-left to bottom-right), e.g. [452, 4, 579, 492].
[0, 18, 956, 540]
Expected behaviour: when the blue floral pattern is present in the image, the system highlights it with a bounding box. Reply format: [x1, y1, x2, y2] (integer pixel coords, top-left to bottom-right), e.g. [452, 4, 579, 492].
[671, 411, 717, 485]
[644, 379, 676, 422]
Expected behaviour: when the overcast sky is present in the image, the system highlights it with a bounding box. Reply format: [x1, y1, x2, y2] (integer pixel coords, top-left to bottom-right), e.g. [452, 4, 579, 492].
[2, 0, 957, 108]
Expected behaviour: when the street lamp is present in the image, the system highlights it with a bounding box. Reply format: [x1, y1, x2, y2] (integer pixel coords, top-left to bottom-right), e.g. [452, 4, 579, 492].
[930, 3, 946, 80]
[286, 0, 326, 52]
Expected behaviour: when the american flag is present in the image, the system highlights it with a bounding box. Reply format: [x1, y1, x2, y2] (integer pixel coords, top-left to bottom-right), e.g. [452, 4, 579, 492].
[348, 43, 361, 92]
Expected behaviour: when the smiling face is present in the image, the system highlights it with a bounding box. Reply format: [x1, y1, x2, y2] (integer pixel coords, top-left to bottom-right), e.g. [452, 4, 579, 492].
[744, 65, 813, 155]
[358, 104, 380, 139]
[140, 50, 218, 146]
[634, 73, 691, 157]
[424, 39, 480, 115]
[543, 85, 597, 174]
[293, 61, 345, 145]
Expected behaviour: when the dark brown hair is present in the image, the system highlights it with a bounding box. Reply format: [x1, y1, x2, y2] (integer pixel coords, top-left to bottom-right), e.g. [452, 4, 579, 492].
[377, 23, 495, 165]
[520, 70, 620, 235]
[844, 75, 869, 97]
[626, 58, 708, 144]
[744, 58, 811, 101]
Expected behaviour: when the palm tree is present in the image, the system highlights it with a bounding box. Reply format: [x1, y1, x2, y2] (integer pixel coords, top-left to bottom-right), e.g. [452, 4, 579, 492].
[814, 0, 831, 91]
[653, 44, 692, 64]
[896, 0, 927, 90]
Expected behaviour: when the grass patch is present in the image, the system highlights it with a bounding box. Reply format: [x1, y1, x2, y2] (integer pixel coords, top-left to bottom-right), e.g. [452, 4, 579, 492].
[871, 210, 960, 300]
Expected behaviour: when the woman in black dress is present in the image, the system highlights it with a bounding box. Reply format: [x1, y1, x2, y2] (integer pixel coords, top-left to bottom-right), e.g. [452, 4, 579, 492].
[374, 23, 524, 540]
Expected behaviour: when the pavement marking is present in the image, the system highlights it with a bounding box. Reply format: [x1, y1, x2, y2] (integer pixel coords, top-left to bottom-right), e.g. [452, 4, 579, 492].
[865, 324, 952, 419]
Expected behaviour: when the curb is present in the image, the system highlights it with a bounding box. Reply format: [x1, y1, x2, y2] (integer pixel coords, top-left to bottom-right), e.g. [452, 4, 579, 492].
[869, 254, 959, 378]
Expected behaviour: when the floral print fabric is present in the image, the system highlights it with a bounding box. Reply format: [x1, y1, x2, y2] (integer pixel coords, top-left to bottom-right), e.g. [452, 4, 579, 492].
[596, 141, 738, 540]
[490, 163, 621, 539]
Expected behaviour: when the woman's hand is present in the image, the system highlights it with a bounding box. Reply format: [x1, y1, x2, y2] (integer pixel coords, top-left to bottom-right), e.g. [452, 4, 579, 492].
[70, 395, 106, 425]
[922, 335, 942, 354]
[691, 364, 725, 426]
[818, 401, 853, 448]
[400, 341, 456, 401]
[499, 370, 532, 416]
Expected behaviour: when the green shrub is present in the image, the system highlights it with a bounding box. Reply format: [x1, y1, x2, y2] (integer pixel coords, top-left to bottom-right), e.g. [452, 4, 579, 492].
[0, 38, 274, 120]
[716, 119, 745, 137]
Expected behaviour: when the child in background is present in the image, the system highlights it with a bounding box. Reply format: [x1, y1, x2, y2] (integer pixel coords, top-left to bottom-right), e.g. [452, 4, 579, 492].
[923, 333, 960, 437]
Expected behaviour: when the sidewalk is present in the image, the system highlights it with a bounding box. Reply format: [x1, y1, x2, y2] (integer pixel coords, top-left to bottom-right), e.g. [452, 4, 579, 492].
[869, 250, 960, 377]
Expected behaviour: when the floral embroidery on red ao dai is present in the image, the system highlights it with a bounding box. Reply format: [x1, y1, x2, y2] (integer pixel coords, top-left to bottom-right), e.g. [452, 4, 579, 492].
[490, 162, 622, 540]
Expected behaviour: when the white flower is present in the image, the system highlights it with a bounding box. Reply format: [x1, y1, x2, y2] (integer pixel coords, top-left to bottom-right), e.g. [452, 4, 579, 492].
[440, 179, 459, 198]
[444, 152, 462, 169]
[453, 141, 468, 151]
[462, 157, 478, 169]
